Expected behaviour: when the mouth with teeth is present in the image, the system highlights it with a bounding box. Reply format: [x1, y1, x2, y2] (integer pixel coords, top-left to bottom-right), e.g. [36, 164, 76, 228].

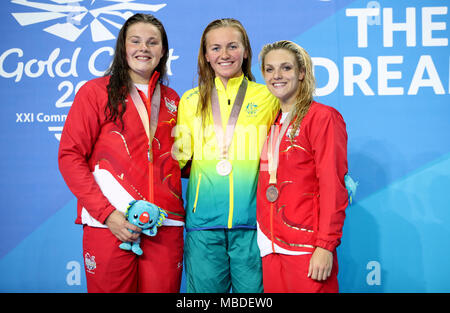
[218, 61, 234, 67]
[272, 82, 287, 88]
[136, 55, 151, 61]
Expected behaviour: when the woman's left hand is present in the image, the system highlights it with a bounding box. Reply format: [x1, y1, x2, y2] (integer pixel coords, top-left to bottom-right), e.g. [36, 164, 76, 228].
[308, 247, 333, 281]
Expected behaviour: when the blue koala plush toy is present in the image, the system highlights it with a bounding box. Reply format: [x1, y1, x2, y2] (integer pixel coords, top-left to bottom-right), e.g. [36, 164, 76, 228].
[119, 200, 168, 255]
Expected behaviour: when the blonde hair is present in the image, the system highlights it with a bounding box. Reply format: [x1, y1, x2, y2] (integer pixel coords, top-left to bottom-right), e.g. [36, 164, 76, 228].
[197, 18, 254, 122]
[259, 40, 315, 140]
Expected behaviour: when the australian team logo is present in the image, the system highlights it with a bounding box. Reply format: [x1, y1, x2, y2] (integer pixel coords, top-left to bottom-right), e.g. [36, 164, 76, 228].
[10, 0, 167, 42]
[245, 102, 258, 117]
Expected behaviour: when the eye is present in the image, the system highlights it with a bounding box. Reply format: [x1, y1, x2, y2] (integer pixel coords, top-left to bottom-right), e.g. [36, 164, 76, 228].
[283, 65, 293, 71]
[133, 214, 138, 219]
[264, 67, 273, 73]
[149, 219, 153, 224]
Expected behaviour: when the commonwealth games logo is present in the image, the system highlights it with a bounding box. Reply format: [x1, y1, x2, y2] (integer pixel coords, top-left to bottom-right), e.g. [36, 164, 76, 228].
[10, 0, 167, 42]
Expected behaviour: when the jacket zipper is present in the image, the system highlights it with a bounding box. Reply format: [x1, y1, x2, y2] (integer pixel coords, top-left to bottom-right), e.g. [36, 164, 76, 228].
[192, 173, 202, 212]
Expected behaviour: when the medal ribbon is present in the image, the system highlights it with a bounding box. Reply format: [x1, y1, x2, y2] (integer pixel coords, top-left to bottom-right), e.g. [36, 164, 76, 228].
[267, 110, 295, 184]
[210, 78, 248, 161]
[129, 83, 161, 203]
[267, 110, 294, 253]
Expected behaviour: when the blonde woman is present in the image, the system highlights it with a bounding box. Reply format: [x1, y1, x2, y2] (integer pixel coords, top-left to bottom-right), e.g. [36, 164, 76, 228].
[257, 40, 349, 292]
[174, 18, 278, 292]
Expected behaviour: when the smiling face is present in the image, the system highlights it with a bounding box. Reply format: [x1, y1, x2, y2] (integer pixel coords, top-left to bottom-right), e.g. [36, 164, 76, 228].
[204, 26, 248, 87]
[125, 22, 164, 84]
[262, 48, 305, 110]
[129, 208, 159, 229]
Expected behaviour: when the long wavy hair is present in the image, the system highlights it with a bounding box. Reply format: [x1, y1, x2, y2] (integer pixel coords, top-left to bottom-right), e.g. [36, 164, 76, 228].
[104, 13, 169, 126]
[259, 40, 315, 141]
[197, 18, 254, 122]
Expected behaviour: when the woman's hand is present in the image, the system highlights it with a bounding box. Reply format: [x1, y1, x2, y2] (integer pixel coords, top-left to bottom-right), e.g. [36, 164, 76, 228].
[308, 247, 333, 281]
[105, 210, 141, 242]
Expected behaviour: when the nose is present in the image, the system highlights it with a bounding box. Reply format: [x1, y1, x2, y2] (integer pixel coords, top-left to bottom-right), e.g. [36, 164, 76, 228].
[139, 42, 148, 51]
[139, 212, 150, 224]
[221, 48, 231, 59]
[273, 68, 282, 80]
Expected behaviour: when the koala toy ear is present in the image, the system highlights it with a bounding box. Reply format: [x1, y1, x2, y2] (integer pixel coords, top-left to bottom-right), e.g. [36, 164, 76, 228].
[156, 208, 168, 227]
[124, 200, 138, 219]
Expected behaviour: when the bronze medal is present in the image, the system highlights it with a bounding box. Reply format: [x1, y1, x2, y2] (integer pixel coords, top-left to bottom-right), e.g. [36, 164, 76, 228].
[266, 185, 279, 202]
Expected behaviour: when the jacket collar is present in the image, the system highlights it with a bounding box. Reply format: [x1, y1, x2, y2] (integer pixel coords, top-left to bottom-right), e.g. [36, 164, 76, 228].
[214, 74, 245, 93]
[147, 70, 161, 98]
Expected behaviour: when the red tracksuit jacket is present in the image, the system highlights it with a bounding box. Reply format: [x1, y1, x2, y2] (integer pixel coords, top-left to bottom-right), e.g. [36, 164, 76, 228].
[58, 73, 184, 225]
[257, 101, 348, 253]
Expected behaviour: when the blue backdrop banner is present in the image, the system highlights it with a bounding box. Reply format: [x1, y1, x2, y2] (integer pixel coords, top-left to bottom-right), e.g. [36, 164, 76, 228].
[0, 0, 449, 292]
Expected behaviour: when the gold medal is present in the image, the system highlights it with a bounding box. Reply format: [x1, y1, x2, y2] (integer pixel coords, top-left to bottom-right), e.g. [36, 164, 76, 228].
[266, 185, 279, 202]
[216, 159, 232, 176]
[211, 79, 247, 177]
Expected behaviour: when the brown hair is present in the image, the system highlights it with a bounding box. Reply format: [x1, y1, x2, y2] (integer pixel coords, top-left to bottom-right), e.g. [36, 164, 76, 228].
[259, 40, 315, 140]
[104, 13, 169, 126]
[197, 18, 254, 122]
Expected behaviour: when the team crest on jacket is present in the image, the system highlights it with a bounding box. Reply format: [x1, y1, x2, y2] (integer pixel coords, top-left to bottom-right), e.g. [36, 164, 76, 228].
[246, 102, 258, 117]
[165, 97, 177, 115]
[84, 252, 96, 274]
[286, 125, 301, 139]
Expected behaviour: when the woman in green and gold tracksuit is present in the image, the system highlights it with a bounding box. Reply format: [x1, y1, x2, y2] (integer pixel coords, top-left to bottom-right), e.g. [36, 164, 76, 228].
[174, 18, 278, 292]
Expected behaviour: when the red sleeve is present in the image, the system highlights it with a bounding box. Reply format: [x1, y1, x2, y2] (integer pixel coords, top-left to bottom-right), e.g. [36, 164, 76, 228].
[58, 80, 115, 224]
[309, 106, 348, 251]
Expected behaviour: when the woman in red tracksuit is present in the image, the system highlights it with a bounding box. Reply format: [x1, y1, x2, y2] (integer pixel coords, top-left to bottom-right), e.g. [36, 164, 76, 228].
[58, 14, 184, 292]
[257, 40, 348, 293]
